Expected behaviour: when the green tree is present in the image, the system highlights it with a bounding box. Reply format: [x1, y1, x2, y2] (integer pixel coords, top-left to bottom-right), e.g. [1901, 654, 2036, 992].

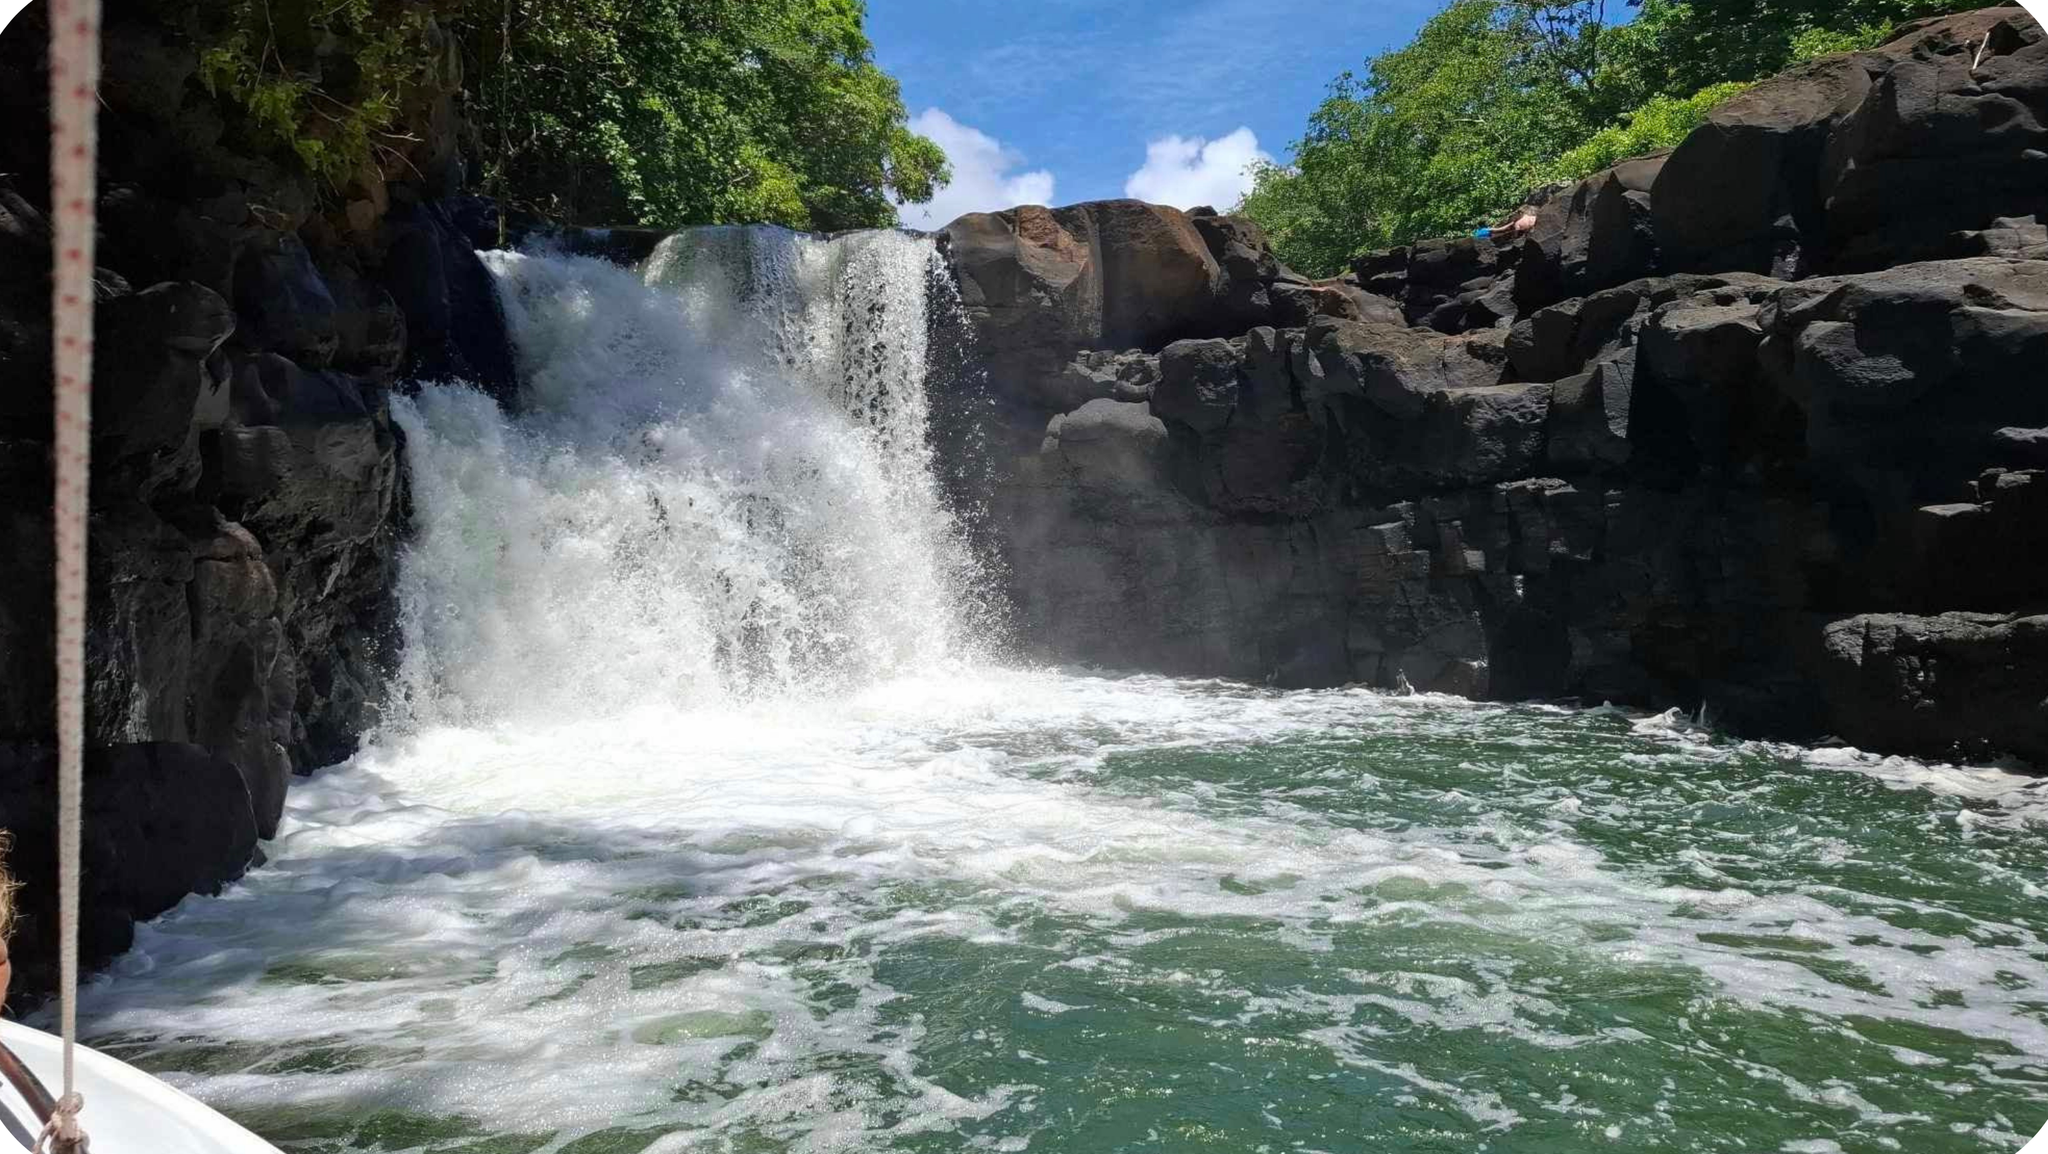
[169, 0, 948, 231]
[463, 0, 950, 231]
[1601, 0, 1977, 102]
[1238, 0, 1982, 275]
[1239, 0, 1616, 275]
[1546, 80, 1745, 182]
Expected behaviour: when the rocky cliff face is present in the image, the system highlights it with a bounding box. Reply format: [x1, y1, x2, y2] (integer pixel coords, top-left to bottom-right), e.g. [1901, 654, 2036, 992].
[0, 8, 514, 996]
[942, 7, 2048, 765]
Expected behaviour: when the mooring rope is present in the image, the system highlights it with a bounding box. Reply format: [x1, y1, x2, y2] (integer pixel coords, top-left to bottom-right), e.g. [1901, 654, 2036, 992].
[43, 0, 101, 1149]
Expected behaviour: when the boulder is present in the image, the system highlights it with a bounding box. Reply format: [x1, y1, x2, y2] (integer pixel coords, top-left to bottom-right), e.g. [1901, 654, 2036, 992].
[1635, 297, 1771, 469]
[1821, 8, 2048, 271]
[233, 233, 340, 367]
[1393, 383, 1553, 490]
[1546, 351, 1635, 469]
[944, 199, 1225, 359]
[1514, 153, 1665, 313]
[1991, 424, 2048, 467]
[1307, 319, 1506, 418]
[1272, 279, 1403, 328]
[1815, 611, 2048, 762]
[1507, 272, 1781, 382]
[1385, 236, 1520, 332]
[0, 742, 259, 1000]
[187, 519, 292, 837]
[1330, 377, 1552, 494]
[1653, 53, 1876, 275]
[226, 353, 374, 426]
[1043, 398, 1170, 491]
[1239, 326, 1297, 424]
[1897, 468, 2048, 608]
[380, 198, 518, 400]
[1759, 257, 2048, 497]
[93, 282, 235, 464]
[1154, 338, 1242, 433]
[1191, 212, 1282, 283]
[325, 264, 408, 383]
[945, 204, 1103, 359]
[1201, 413, 1326, 517]
[1041, 349, 1161, 410]
[1095, 201, 1225, 344]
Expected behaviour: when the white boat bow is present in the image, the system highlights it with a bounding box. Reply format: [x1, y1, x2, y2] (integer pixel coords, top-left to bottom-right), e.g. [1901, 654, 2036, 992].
[0, 1020, 280, 1153]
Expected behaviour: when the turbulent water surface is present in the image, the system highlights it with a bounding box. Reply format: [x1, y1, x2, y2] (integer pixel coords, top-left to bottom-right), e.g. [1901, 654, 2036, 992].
[69, 229, 2048, 1154]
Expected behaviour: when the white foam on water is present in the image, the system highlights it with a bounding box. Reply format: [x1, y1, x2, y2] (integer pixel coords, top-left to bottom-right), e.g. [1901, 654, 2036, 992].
[76, 674, 2048, 1147]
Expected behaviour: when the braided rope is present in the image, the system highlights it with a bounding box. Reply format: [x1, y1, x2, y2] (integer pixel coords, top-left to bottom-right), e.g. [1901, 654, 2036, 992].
[31, 1095, 87, 1154]
[46, 0, 102, 1149]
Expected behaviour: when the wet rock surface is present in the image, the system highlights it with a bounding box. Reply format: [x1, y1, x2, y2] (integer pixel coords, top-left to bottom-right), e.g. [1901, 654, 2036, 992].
[943, 7, 2048, 767]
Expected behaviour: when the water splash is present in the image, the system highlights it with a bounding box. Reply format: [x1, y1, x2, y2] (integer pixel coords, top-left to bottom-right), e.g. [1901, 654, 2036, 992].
[390, 227, 990, 726]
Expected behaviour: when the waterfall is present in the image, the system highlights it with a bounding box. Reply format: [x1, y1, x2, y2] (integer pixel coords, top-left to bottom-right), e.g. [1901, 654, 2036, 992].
[389, 226, 988, 727]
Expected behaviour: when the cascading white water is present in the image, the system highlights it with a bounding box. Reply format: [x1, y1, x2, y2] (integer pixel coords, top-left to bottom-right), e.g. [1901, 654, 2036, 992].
[391, 227, 988, 725]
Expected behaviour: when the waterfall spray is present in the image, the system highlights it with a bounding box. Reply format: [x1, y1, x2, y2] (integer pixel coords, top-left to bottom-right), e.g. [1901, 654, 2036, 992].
[390, 227, 991, 727]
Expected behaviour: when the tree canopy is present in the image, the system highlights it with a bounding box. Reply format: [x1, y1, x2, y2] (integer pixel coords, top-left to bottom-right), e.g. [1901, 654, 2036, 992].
[464, 0, 948, 230]
[1238, 0, 1981, 275]
[176, 0, 947, 232]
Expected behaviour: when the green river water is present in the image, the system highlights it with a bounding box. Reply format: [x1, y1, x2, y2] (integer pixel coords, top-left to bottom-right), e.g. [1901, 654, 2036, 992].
[67, 674, 2048, 1154]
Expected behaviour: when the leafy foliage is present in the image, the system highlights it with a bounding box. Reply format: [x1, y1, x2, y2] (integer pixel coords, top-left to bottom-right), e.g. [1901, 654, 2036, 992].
[1599, 0, 1973, 101]
[185, 0, 454, 187]
[458, 0, 947, 231]
[1239, 0, 1982, 275]
[1239, 1, 1605, 278]
[1547, 81, 1745, 182]
[170, 0, 946, 231]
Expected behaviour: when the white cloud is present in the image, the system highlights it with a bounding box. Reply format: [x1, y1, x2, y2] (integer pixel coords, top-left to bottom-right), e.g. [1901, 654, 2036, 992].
[897, 109, 1057, 230]
[1121, 127, 1270, 211]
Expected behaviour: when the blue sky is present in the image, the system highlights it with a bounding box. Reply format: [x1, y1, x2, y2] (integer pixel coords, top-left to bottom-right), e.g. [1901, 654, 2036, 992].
[868, 0, 1443, 228]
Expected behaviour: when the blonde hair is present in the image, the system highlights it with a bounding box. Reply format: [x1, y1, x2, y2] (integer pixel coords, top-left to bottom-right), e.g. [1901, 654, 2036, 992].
[0, 831, 17, 942]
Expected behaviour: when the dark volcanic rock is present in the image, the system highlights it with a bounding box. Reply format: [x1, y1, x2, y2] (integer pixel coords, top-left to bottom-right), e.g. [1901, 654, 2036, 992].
[941, 7, 2048, 765]
[1760, 257, 2048, 499]
[1191, 212, 1281, 283]
[1822, 9, 2048, 271]
[1545, 353, 1635, 470]
[1155, 338, 1242, 433]
[1516, 153, 1665, 312]
[1041, 398, 1170, 491]
[1653, 54, 1875, 276]
[943, 200, 1225, 362]
[1507, 272, 1780, 382]
[1816, 612, 2048, 762]
[1307, 319, 1507, 418]
[235, 234, 340, 368]
[380, 198, 518, 401]
[0, 742, 259, 1002]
